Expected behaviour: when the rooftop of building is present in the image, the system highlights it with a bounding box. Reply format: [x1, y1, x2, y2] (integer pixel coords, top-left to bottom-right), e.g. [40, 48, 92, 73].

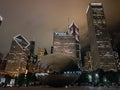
[13, 34, 30, 49]
[54, 32, 73, 36]
[68, 22, 79, 29]
[86, 2, 103, 14]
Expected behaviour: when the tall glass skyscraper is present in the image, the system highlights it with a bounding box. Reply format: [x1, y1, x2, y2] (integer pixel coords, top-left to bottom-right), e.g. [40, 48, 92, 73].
[5, 34, 30, 76]
[86, 3, 116, 71]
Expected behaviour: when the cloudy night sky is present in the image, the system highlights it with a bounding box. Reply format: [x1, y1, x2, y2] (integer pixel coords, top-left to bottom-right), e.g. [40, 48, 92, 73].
[0, 0, 120, 54]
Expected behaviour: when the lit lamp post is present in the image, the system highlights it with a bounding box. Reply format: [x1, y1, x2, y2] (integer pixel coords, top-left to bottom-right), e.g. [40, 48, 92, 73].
[95, 73, 99, 79]
[88, 74, 92, 85]
[0, 15, 3, 26]
[103, 77, 107, 86]
[94, 73, 99, 85]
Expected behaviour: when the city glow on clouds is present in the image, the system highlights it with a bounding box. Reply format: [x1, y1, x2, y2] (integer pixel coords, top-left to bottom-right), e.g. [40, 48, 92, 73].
[0, 0, 120, 54]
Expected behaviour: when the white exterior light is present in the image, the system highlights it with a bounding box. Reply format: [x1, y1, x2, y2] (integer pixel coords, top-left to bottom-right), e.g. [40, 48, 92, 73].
[95, 73, 99, 77]
[88, 75, 92, 79]
[0, 16, 3, 21]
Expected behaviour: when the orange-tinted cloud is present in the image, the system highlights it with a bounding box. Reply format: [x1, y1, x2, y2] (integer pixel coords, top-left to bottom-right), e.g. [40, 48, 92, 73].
[0, 0, 120, 54]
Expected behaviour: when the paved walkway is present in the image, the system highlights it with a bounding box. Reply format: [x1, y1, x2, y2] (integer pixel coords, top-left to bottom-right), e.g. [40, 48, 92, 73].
[1, 86, 120, 90]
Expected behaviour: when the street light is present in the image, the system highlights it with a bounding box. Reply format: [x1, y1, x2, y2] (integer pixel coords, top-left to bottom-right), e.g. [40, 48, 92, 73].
[104, 78, 107, 82]
[88, 74, 92, 86]
[0, 15, 3, 26]
[88, 74, 92, 82]
[95, 73, 99, 77]
[94, 73, 99, 85]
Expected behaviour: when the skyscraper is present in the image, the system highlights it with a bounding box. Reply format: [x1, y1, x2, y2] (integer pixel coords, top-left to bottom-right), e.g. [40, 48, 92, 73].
[5, 34, 30, 76]
[37, 48, 48, 60]
[53, 22, 81, 61]
[0, 53, 3, 60]
[29, 41, 35, 57]
[86, 3, 116, 71]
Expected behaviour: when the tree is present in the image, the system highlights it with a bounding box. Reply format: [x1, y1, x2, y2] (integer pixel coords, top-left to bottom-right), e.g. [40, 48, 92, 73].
[25, 72, 36, 86]
[5, 74, 12, 84]
[77, 71, 89, 84]
[17, 73, 25, 86]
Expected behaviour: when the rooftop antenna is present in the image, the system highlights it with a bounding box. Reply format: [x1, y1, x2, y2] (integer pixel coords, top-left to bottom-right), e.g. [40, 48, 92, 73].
[68, 17, 70, 28]
[67, 17, 70, 34]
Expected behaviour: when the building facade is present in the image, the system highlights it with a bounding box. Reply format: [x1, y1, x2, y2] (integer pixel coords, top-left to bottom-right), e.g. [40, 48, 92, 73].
[53, 22, 81, 61]
[0, 53, 7, 74]
[0, 53, 3, 60]
[84, 51, 92, 71]
[37, 48, 48, 60]
[5, 34, 30, 76]
[86, 3, 117, 71]
[29, 41, 35, 57]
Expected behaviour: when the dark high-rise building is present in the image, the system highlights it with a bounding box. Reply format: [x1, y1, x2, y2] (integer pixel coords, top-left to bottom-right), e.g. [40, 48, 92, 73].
[0, 53, 7, 73]
[29, 41, 35, 56]
[53, 22, 81, 61]
[0, 60, 7, 72]
[86, 3, 116, 71]
[5, 34, 30, 76]
[51, 46, 53, 54]
[0, 53, 3, 60]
